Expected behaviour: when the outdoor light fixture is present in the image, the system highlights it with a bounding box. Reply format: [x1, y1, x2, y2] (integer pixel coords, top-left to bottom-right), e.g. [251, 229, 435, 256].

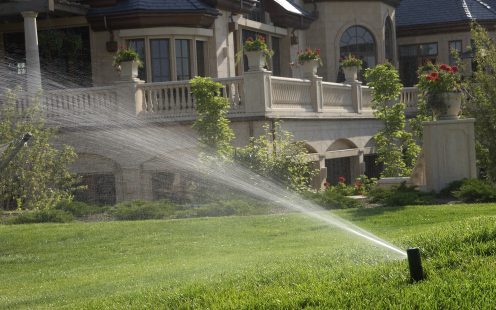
[407, 247, 424, 282]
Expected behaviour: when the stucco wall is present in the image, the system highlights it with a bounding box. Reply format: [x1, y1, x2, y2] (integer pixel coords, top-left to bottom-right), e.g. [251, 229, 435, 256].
[305, 1, 396, 82]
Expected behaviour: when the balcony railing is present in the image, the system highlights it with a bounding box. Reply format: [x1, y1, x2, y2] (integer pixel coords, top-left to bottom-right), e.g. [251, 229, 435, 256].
[3, 71, 420, 127]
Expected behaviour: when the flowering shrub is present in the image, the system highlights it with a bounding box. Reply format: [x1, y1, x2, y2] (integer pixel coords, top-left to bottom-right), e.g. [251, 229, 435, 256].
[243, 35, 274, 57]
[324, 175, 376, 196]
[113, 47, 142, 68]
[417, 63, 461, 94]
[340, 54, 363, 68]
[296, 48, 322, 65]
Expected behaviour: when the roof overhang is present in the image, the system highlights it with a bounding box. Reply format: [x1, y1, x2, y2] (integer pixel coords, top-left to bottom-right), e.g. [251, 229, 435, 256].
[87, 11, 219, 31]
[266, 0, 316, 29]
[0, 0, 87, 17]
[202, 0, 260, 14]
[303, 0, 400, 8]
[397, 20, 496, 37]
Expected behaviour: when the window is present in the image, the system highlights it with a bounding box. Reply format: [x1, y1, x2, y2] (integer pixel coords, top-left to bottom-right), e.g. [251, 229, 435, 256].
[339, 26, 376, 82]
[449, 40, 462, 65]
[399, 42, 438, 86]
[385, 17, 394, 62]
[175, 39, 191, 80]
[340, 26, 376, 69]
[150, 39, 171, 82]
[240, 30, 280, 74]
[126, 37, 206, 82]
[271, 36, 281, 76]
[128, 39, 146, 81]
[196, 40, 206, 77]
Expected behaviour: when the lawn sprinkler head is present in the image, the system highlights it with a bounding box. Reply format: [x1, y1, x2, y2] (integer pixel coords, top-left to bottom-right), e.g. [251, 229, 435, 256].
[407, 247, 424, 282]
[21, 132, 32, 143]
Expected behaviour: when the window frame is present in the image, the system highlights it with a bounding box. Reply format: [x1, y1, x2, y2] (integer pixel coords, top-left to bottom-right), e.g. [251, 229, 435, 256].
[448, 40, 463, 65]
[124, 35, 209, 82]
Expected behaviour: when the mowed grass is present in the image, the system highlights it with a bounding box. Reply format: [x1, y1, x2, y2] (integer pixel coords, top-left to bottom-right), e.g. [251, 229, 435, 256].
[1, 203, 496, 308]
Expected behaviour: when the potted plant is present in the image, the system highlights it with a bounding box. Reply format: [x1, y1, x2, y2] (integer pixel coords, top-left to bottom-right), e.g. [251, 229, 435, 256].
[417, 63, 462, 120]
[340, 54, 363, 82]
[242, 35, 274, 72]
[296, 48, 322, 78]
[113, 47, 143, 80]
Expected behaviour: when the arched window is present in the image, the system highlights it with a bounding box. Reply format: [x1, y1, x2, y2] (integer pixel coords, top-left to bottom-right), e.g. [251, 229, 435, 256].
[340, 26, 376, 70]
[385, 17, 394, 62]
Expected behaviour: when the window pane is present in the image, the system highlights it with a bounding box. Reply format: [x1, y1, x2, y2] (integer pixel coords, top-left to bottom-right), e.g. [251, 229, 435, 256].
[449, 40, 462, 65]
[419, 43, 437, 56]
[196, 40, 206, 76]
[271, 36, 281, 76]
[175, 39, 190, 80]
[150, 39, 170, 82]
[127, 39, 146, 81]
[339, 25, 376, 81]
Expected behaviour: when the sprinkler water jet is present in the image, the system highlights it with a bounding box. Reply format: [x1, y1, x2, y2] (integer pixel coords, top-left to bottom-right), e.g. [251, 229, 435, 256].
[407, 247, 424, 282]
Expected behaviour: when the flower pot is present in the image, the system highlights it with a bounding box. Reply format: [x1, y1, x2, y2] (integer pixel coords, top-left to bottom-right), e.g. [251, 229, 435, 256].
[300, 59, 319, 78]
[119, 60, 139, 80]
[245, 50, 266, 72]
[343, 66, 359, 83]
[429, 92, 462, 120]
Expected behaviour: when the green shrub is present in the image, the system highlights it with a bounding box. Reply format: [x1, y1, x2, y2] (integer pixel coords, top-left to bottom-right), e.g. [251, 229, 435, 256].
[368, 183, 435, 207]
[439, 179, 466, 198]
[111, 200, 181, 221]
[6, 209, 73, 224]
[55, 201, 108, 218]
[175, 199, 275, 218]
[453, 179, 496, 203]
[302, 190, 363, 209]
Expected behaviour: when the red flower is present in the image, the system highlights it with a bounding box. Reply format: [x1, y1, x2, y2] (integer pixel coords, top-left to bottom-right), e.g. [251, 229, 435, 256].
[429, 72, 439, 80]
[338, 176, 346, 183]
[451, 66, 458, 73]
[324, 181, 330, 188]
[439, 64, 450, 71]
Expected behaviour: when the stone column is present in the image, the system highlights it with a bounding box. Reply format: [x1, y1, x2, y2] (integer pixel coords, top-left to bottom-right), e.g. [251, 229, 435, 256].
[423, 118, 477, 192]
[21, 11, 42, 96]
[243, 69, 272, 115]
[350, 81, 362, 114]
[120, 167, 143, 201]
[310, 75, 323, 113]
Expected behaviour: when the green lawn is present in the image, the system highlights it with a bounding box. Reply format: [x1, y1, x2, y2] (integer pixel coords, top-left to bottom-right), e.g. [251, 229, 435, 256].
[2, 203, 496, 308]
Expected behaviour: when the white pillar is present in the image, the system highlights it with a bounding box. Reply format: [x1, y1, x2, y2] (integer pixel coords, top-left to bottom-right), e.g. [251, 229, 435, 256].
[21, 11, 42, 96]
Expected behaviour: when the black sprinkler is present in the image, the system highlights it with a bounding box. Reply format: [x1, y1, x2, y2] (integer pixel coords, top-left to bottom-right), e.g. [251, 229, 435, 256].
[407, 247, 424, 282]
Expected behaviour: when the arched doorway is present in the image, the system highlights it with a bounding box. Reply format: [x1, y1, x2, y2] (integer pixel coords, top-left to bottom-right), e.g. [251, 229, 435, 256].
[338, 25, 377, 81]
[325, 139, 359, 185]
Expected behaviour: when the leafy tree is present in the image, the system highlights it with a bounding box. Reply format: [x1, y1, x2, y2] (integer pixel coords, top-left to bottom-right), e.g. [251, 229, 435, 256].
[365, 63, 420, 177]
[465, 24, 496, 180]
[0, 90, 79, 210]
[190, 77, 234, 160]
[234, 122, 316, 192]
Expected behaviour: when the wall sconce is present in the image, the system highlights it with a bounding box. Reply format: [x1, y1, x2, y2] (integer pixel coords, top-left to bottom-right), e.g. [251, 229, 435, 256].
[290, 30, 299, 45]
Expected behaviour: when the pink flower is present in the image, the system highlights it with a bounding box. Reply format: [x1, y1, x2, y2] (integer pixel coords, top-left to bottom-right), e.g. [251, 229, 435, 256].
[451, 66, 458, 73]
[338, 176, 346, 183]
[439, 64, 450, 71]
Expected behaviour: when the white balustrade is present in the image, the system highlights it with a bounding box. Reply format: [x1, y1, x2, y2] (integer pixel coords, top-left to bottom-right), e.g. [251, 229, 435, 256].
[322, 82, 353, 111]
[139, 77, 244, 119]
[400, 87, 419, 113]
[270, 76, 312, 110]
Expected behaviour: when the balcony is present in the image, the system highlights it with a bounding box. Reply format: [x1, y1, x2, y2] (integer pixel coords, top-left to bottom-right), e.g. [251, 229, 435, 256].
[7, 70, 420, 128]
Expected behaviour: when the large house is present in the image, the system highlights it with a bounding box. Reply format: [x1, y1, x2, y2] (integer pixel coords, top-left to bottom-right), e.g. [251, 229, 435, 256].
[0, 0, 490, 204]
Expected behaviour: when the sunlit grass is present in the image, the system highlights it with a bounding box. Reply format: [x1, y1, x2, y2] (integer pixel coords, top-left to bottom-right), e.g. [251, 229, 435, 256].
[1, 203, 496, 308]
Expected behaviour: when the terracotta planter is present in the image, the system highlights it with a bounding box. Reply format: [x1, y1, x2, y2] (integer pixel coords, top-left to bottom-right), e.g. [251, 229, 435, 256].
[119, 60, 139, 80]
[343, 66, 359, 83]
[245, 50, 266, 72]
[300, 59, 319, 78]
[429, 92, 462, 120]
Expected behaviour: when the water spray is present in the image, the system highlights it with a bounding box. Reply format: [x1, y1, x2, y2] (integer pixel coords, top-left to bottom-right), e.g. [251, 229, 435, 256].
[407, 247, 424, 282]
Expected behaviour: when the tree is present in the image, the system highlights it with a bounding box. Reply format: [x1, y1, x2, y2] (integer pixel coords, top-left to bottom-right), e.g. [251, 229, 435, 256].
[0, 89, 79, 210]
[364, 63, 420, 177]
[465, 24, 496, 180]
[234, 122, 316, 192]
[190, 77, 234, 160]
